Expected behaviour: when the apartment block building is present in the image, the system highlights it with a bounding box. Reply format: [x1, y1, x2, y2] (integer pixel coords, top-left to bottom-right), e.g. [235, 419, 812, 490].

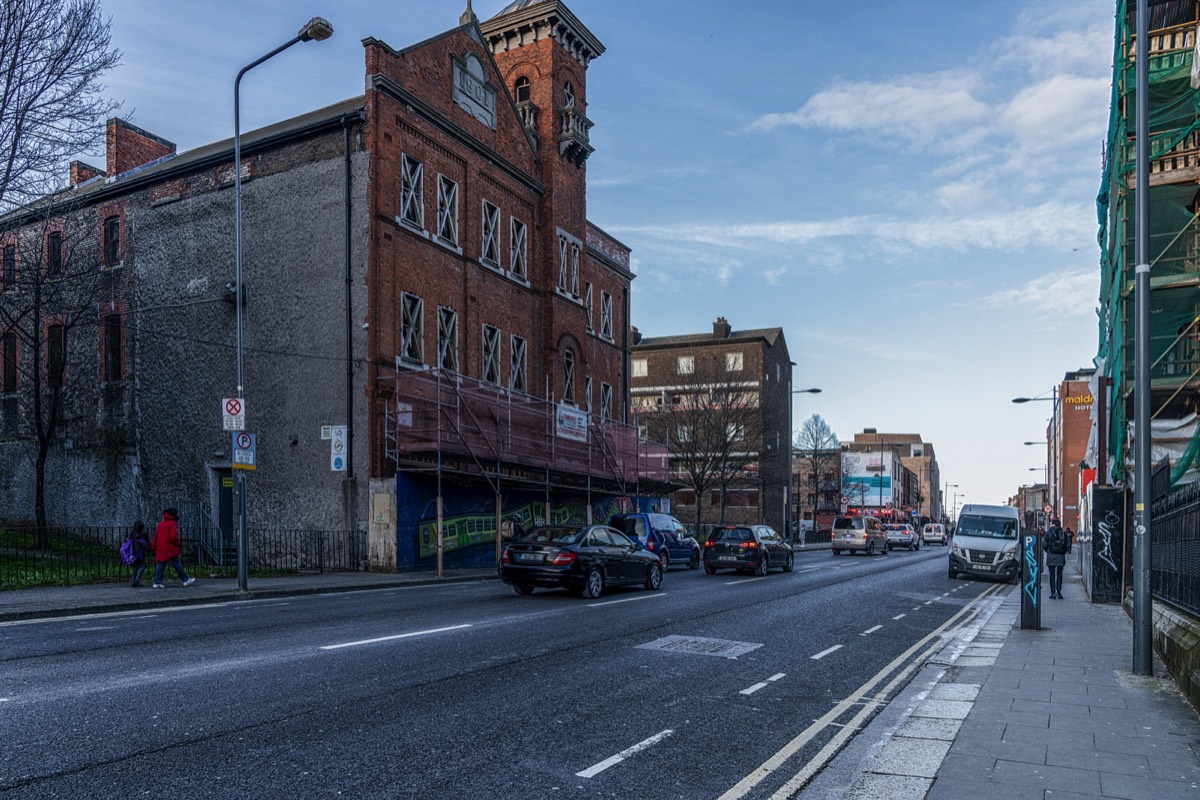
[629, 317, 793, 534]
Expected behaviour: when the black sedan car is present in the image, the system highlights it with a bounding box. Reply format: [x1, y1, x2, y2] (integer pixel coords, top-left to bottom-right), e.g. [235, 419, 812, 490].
[500, 524, 664, 599]
[703, 524, 794, 575]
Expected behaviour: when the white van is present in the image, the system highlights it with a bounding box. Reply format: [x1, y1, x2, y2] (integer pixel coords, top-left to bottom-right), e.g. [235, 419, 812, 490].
[922, 523, 947, 545]
[948, 504, 1021, 582]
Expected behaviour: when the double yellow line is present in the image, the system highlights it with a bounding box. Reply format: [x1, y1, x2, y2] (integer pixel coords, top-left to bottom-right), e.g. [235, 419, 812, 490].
[719, 583, 1006, 800]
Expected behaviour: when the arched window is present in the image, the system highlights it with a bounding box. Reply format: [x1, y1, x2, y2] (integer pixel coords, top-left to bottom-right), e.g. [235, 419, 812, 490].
[514, 76, 530, 103]
[563, 81, 575, 107]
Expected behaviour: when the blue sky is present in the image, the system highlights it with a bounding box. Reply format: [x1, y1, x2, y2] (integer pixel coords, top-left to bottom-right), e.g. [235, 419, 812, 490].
[94, 0, 1110, 513]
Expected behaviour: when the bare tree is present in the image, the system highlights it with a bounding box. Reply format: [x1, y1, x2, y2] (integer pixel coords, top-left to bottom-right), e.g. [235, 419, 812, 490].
[0, 0, 121, 208]
[0, 200, 110, 539]
[641, 352, 769, 537]
[795, 413, 839, 526]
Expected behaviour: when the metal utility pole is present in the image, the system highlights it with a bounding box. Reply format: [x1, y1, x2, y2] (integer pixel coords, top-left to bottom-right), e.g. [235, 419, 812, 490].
[1132, 0, 1153, 676]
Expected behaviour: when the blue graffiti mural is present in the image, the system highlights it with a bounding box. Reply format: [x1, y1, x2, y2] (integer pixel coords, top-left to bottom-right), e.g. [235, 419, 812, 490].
[1023, 535, 1039, 606]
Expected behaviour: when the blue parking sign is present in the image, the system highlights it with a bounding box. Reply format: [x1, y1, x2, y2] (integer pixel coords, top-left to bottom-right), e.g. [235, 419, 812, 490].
[232, 431, 257, 471]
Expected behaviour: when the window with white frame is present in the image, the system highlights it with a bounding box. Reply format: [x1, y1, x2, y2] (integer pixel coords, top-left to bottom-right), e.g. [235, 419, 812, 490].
[510, 334, 526, 393]
[600, 291, 613, 340]
[401, 293, 423, 365]
[437, 307, 458, 371]
[436, 175, 458, 246]
[510, 218, 527, 280]
[677, 355, 694, 375]
[584, 284, 593, 331]
[726, 351, 743, 372]
[677, 423, 692, 443]
[601, 382, 612, 420]
[482, 324, 500, 384]
[400, 154, 424, 229]
[585, 376, 593, 414]
[727, 422, 745, 442]
[570, 243, 580, 296]
[557, 235, 569, 292]
[563, 349, 576, 404]
[480, 200, 500, 267]
[631, 358, 647, 377]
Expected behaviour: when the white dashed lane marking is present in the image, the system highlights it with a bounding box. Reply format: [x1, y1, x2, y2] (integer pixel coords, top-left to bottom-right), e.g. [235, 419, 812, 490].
[810, 645, 843, 660]
[739, 673, 787, 696]
[859, 625, 882, 636]
[576, 729, 673, 778]
[892, 614, 906, 620]
[319, 624, 472, 650]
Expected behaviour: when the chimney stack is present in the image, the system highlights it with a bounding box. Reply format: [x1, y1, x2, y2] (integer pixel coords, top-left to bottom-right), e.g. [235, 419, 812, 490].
[106, 118, 175, 178]
[629, 325, 642, 345]
[713, 317, 731, 339]
[69, 160, 105, 187]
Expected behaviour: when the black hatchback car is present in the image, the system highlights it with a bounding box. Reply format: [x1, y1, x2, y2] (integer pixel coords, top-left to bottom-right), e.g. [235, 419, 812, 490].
[703, 525, 794, 575]
[500, 524, 663, 599]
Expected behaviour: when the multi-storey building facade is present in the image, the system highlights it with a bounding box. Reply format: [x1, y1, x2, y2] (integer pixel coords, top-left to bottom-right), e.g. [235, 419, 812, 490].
[792, 449, 842, 532]
[0, 1, 670, 569]
[629, 318, 793, 534]
[1095, 1, 1200, 491]
[1053, 368, 1095, 532]
[842, 430, 941, 524]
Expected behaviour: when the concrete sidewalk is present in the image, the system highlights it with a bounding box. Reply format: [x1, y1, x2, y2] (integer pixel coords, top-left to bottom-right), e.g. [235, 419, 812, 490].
[832, 564, 1200, 799]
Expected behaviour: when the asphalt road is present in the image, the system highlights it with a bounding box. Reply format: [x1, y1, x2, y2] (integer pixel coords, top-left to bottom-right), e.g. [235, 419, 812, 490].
[0, 545, 1001, 799]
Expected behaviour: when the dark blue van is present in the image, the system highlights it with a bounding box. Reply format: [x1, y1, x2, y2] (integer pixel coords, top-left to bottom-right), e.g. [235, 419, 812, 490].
[609, 513, 701, 570]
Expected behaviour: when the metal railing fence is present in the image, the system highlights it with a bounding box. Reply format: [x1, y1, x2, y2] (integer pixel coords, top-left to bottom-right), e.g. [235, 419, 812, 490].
[1151, 481, 1200, 616]
[0, 525, 368, 589]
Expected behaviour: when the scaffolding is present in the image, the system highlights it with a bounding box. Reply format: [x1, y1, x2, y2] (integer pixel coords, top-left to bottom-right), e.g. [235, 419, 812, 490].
[1096, 0, 1200, 486]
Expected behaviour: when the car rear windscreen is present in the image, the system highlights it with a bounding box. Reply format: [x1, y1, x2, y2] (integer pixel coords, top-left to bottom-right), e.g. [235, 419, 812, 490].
[833, 517, 865, 530]
[710, 527, 754, 540]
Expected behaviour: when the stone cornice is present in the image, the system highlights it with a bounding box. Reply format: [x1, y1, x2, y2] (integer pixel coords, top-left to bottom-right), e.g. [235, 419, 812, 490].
[480, 1, 605, 69]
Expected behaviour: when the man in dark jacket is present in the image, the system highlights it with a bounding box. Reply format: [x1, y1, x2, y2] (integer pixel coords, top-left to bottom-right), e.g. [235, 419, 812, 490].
[1044, 518, 1071, 599]
[151, 508, 196, 588]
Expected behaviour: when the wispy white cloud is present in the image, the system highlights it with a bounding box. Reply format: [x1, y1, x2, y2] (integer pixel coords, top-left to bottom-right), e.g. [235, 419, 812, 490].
[801, 330, 935, 364]
[611, 201, 1095, 257]
[985, 269, 1099, 316]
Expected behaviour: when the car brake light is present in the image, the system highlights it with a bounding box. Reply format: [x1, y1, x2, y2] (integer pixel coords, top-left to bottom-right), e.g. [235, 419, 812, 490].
[501, 549, 512, 564]
[647, 540, 656, 550]
[551, 551, 576, 567]
[742, 541, 758, 549]
[704, 540, 715, 547]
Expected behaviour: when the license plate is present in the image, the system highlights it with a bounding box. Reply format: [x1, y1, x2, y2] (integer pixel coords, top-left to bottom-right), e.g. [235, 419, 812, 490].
[843, 534, 854, 540]
[719, 555, 738, 562]
[515, 553, 543, 563]
[971, 564, 992, 571]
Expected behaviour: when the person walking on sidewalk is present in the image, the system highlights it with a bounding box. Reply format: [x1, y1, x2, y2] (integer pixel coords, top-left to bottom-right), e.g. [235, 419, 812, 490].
[124, 521, 151, 587]
[1044, 517, 1071, 599]
[150, 508, 196, 589]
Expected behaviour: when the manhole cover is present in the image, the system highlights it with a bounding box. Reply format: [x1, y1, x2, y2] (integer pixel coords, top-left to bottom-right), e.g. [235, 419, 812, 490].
[636, 635, 762, 659]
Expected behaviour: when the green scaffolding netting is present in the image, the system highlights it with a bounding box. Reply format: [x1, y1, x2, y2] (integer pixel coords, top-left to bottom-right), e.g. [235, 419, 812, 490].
[1097, 0, 1200, 485]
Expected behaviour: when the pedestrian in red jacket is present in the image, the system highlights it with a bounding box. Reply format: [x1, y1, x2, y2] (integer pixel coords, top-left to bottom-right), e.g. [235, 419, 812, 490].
[150, 508, 195, 588]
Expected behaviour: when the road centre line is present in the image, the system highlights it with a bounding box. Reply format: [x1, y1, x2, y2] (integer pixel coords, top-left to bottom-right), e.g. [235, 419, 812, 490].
[810, 645, 842, 660]
[319, 624, 472, 650]
[892, 614, 906, 620]
[576, 729, 673, 778]
[586, 593, 667, 608]
[718, 583, 1004, 800]
[924, 600, 934, 605]
[859, 625, 882, 636]
[724, 577, 769, 585]
[74, 626, 117, 631]
[740, 673, 787, 696]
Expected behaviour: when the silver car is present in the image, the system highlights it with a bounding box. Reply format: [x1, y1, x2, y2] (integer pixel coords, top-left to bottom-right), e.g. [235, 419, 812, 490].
[831, 515, 889, 556]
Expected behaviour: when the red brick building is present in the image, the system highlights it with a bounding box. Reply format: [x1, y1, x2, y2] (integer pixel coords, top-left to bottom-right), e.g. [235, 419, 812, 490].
[0, 1, 672, 570]
[1054, 368, 1095, 533]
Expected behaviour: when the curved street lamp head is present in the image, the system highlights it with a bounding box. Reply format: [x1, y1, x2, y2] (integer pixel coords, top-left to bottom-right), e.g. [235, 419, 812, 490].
[299, 17, 334, 41]
[794, 388, 822, 394]
[1023, 441, 1046, 446]
[1012, 397, 1032, 404]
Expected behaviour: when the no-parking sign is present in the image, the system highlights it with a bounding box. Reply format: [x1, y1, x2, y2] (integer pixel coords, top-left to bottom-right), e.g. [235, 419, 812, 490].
[232, 431, 257, 471]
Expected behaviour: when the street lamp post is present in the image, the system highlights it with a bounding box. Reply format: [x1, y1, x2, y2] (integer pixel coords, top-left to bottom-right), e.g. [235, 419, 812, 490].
[232, 17, 333, 591]
[1012, 388, 1060, 522]
[787, 386, 821, 544]
[943, 482, 958, 524]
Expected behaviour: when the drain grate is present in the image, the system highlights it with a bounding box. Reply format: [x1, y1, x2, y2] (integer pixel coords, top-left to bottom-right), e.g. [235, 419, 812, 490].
[636, 635, 762, 659]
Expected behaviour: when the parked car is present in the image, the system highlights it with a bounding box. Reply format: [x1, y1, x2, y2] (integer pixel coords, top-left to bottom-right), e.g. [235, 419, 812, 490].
[884, 523, 920, 551]
[831, 515, 888, 556]
[703, 525, 794, 575]
[922, 523, 948, 545]
[609, 512, 701, 570]
[500, 525, 663, 598]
